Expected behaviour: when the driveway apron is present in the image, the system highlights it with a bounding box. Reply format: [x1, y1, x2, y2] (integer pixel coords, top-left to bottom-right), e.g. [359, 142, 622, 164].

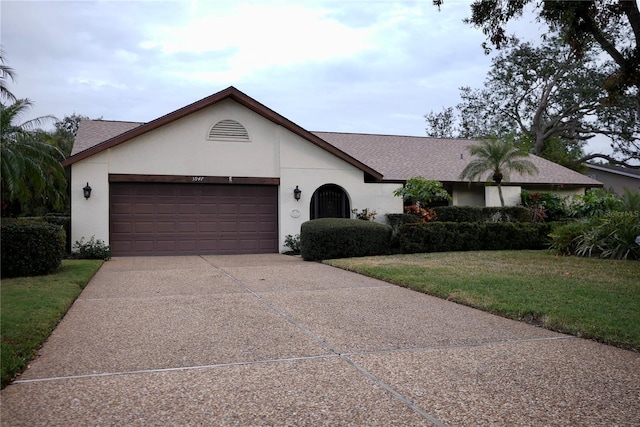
[1, 254, 639, 426]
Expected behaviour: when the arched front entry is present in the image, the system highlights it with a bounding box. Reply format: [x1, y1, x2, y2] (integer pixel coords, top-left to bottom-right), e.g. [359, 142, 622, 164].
[310, 184, 351, 219]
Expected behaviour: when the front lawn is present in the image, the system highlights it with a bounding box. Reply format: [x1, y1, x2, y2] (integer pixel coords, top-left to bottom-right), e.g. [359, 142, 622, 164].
[1, 260, 103, 388]
[325, 250, 640, 351]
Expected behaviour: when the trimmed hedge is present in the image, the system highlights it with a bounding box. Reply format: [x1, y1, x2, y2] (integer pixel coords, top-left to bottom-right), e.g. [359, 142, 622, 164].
[300, 218, 392, 261]
[433, 206, 530, 223]
[399, 221, 553, 254]
[23, 215, 71, 253]
[1, 218, 66, 278]
[386, 213, 419, 250]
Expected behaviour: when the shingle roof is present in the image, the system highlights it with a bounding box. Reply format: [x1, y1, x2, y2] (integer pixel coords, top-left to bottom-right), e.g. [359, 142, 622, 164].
[72, 120, 143, 155]
[314, 131, 602, 186]
[67, 89, 602, 187]
[586, 163, 640, 179]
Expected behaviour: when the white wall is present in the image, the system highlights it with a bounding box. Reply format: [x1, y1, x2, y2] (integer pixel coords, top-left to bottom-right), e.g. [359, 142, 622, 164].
[108, 99, 280, 177]
[485, 186, 522, 207]
[70, 152, 110, 246]
[452, 184, 485, 206]
[278, 128, 402, 251]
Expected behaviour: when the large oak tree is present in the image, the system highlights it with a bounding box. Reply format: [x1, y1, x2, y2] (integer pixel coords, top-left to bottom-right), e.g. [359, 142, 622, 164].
[426, 35, 638, 168]
[433, 0, 639, 166]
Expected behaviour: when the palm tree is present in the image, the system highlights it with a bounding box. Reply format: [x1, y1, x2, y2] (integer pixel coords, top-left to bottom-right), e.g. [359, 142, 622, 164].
[459, 135, 539, 206]
[1, 48, 17, 103]
[1, 99, 67, 215]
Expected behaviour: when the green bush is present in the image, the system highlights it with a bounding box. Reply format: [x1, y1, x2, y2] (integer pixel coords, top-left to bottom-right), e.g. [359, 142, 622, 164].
[300, 218, 392, 261]
[521, 191, 568, 222]
[549, 221, 590, 256]
[568, 188, 623, 218]
[574, 212, 640, 260]
[393, 177, 451, 207]
[23, 215, 71, 253]
[73, 236, 111, 260]
[399, 222, 552, 254]
[284, 234, 301, 253]
[1, 218, 65, 278]
[433, 206, 530, 223]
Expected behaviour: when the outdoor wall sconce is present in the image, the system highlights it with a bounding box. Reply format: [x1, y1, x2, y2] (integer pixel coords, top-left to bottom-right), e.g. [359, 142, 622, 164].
[293, 185, 301, 201]
[83, 182, 92, 199]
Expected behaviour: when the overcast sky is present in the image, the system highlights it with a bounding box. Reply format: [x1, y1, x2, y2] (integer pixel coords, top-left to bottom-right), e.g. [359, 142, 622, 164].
[5, 0, 612, 155]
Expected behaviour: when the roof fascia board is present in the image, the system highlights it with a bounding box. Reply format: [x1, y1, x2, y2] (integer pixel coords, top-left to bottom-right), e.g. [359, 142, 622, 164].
[61, 87, 383, 180]
[587, 164, 640, 180]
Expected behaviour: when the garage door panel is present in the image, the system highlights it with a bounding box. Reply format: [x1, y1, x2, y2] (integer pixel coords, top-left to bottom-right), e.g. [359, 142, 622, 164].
[198, 221, 218, 232]
[111, 203, 132, 215]
[156, 222, 177, 233]
[199, 204, 219, 214]
[177, 222, 198, 233]
[156, 204, 176, 214]
[110, 182, 277, 256]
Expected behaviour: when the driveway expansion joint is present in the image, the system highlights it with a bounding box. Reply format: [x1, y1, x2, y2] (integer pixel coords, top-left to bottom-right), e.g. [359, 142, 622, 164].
[12, 354, 341, 385]
[201, 256, 450, 427]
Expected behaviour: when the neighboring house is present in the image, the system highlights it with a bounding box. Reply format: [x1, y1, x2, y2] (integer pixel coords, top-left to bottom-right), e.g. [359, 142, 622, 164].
[63, 86, 601, 256]
[584, 163, 640, 194]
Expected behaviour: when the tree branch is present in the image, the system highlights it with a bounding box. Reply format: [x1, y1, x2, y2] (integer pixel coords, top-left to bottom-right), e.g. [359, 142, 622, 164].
[575, 153, 640, 168]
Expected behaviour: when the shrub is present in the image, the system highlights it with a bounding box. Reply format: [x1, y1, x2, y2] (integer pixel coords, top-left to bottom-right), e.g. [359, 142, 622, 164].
[300, 218, 392, 261]
[568, 188, 623, 218]
[621, 189, 640, 212]
[399, 222, 552, 254]
[1, 218, 65, 278]
[351, 208, 377, 221]
[284, 234, 301, 253]
[73, 236, 111, 260]
[393, 177, 451, 207]
[521, 191, 568, 222]
[403, 205, 437, 222]
[23, 215, 71, 253]
[432, 206, 530, 223]
[386, 213, 421, 250]
[574, 212, 640, 260]
[482, 222, 553, 250]
[549, 221, 590, 256]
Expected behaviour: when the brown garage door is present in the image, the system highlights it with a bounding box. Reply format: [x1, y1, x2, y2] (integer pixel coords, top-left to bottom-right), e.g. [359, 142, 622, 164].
[110, 182, 278, 256]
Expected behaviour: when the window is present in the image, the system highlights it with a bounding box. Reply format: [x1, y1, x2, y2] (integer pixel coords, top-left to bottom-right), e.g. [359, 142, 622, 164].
[310, 184, 351, 219]
[208, 119, 250, 142]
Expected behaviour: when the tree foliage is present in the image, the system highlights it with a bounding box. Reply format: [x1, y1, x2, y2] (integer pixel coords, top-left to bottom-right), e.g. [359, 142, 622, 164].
[0, 48, 16, 103]
[1, 100, 68, 215]
[393, 177, 452, 207]
[425, 35, 639, 168]
[459, 135, 539, 206]
[435, 0, 639, 102]
[0, 52, 69, 216]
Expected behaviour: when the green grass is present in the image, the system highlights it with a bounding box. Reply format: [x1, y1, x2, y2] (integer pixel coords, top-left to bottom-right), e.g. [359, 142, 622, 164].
[325, 250, 640, 351]
[1, 260, 103, 388]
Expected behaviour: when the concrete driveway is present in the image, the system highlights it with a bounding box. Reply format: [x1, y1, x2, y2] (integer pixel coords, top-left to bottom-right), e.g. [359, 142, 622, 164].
[1, 254, 639, 426]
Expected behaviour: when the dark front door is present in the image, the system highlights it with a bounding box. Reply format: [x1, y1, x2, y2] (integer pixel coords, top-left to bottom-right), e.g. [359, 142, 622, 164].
[310, 184, 350, 219]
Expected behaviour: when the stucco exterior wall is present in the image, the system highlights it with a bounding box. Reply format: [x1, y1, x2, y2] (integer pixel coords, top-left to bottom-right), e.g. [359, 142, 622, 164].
[70, 99, 403, 254]
[485, 186, 522, 207]
[107, 99, 280, 177]
[70, 152, 110, 246]
[278, 128, 402, 251]
[451, 184, 485, 207]
[585, 168, 639, 195]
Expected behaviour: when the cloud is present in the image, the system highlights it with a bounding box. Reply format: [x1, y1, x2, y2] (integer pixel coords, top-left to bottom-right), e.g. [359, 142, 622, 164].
[0, 0, 556, 144]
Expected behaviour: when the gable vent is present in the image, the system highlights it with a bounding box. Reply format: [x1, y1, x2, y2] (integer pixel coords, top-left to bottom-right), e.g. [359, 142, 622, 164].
[208, 119, 250, 142]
